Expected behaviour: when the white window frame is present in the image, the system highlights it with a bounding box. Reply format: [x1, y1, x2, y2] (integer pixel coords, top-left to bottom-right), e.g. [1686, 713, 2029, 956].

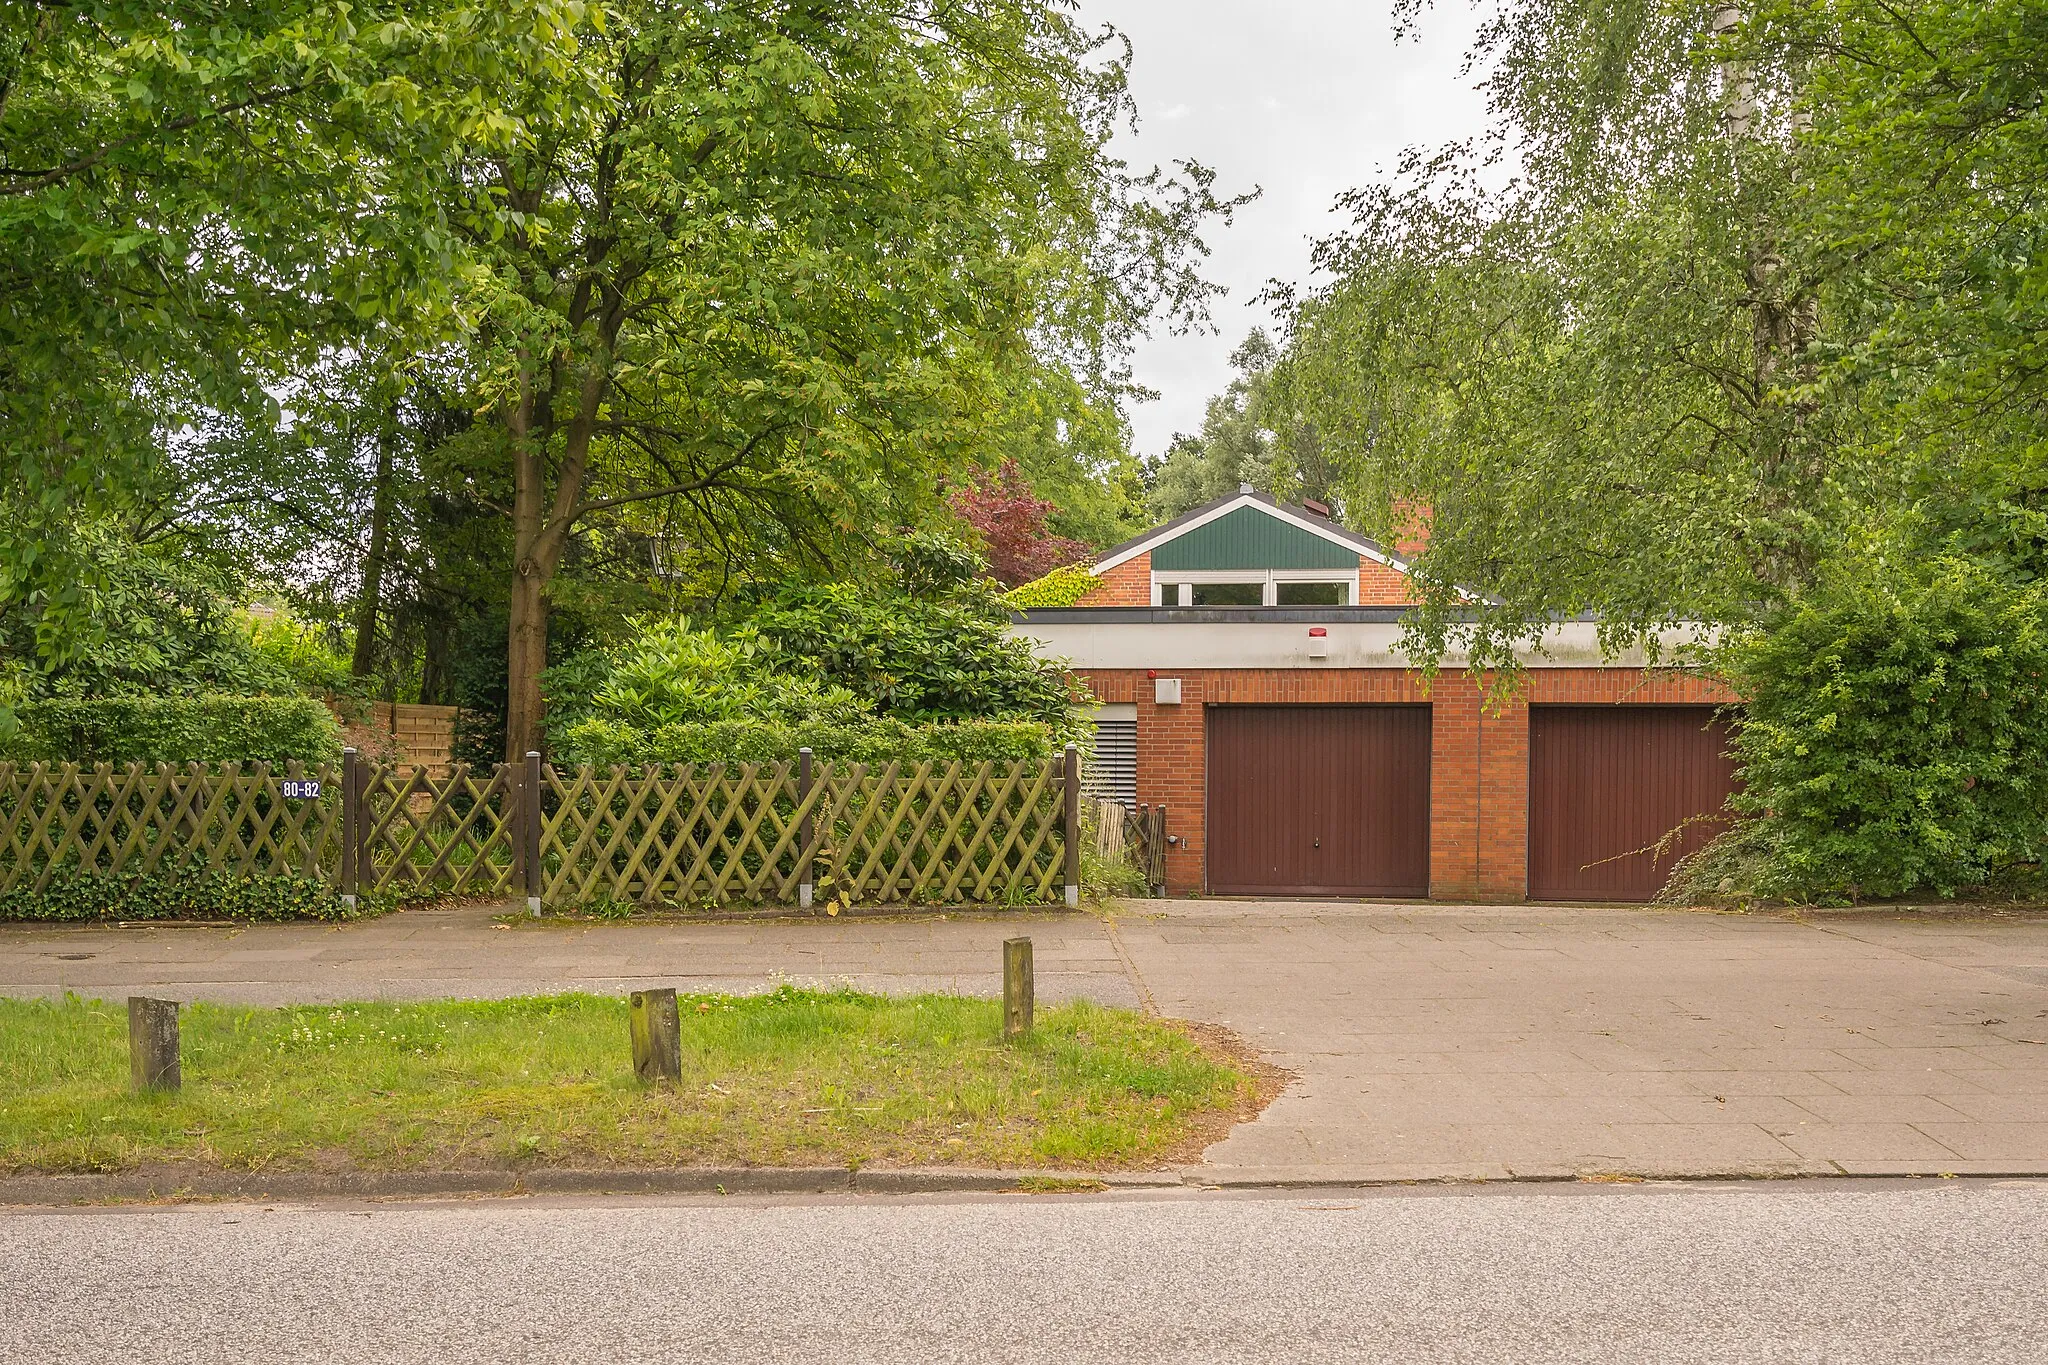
[1151, 568, 1355, 607]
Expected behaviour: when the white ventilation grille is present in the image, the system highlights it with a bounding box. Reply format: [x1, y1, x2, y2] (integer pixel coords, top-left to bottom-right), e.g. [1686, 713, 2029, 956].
[1085, 717, 1138, 810]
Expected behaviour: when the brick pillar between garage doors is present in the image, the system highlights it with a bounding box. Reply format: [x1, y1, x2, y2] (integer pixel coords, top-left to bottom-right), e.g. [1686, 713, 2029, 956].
[1074, 667, 1736, 902]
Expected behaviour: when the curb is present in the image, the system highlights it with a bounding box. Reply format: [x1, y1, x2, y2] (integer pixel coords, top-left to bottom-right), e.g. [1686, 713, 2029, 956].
[0, 1165, 1180, 1207]
[5, 1163, 2045, 1207]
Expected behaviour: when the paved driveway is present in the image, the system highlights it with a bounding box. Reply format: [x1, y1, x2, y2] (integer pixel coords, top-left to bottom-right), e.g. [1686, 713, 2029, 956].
[1114, 900, 2048, 1182]
[5, 900, 2046, 1181]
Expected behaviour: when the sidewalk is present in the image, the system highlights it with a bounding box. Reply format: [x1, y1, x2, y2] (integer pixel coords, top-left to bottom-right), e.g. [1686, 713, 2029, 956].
[0, 905, 1136, 1008]
[5, 900, 2046, 1182]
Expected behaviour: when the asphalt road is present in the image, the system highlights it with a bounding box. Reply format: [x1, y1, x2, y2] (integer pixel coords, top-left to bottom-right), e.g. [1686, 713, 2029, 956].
[5, 1180, 2044, 1363]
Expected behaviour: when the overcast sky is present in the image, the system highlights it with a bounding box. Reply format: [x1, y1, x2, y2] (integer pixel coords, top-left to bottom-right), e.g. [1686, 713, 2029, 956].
[1078, 1, 1493, 459]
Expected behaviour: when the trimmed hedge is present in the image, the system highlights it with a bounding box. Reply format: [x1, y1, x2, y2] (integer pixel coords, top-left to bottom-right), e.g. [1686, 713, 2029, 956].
[555, 716, 1060, 769]
[1, 695, 342, 765]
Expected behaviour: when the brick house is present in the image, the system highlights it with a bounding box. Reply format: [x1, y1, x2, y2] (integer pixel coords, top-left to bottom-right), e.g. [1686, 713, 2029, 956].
[1009, 488, 1738, 902]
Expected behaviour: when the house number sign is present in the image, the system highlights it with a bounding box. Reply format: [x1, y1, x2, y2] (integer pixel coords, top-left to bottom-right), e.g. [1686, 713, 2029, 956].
[281, 780, 323, 799]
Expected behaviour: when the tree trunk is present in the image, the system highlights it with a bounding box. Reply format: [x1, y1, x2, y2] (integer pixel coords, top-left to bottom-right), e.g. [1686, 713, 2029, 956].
[351, 403, 400, 677]
[501, 341, 611, 760]
[505, 358, 547, 761]
[1717, 2, 1821, 593]
[505, 564, 548, 760]
[418, 606, 452, 706]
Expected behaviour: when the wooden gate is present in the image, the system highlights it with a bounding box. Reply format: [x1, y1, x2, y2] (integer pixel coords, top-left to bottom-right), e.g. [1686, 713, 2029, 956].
[1206, 705, 1431, 897]
[1527, 705, 1737, 901]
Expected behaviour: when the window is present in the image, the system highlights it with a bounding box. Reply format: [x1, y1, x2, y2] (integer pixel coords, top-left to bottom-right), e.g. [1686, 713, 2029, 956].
[1277, 580, 1351, 606]
[1189, 582, 1263, 607]
[1152, 574, 1360, 606]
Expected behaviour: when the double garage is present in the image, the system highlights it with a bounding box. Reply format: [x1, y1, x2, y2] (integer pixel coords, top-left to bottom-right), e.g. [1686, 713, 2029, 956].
[1205, 703, 1737, 902]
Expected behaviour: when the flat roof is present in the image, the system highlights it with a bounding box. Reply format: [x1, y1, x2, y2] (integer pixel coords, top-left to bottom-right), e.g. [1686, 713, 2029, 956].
[1012, 607, 1601, 625]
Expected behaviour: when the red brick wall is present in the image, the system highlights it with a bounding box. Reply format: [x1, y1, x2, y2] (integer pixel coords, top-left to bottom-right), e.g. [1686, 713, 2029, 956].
[1080, 666, 1736, 901]
[1357, 559, 1414, 605]
[1076, 552, 1150, 605]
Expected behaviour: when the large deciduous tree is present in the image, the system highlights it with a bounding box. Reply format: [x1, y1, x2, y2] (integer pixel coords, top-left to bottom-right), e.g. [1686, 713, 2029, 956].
[454, 1, 1243, 757]
[0, 0, 585, 713]
[1278, 1, 2048, 670]
[1148, 329, 1330, 520]
[1273, 1, 1862, 668]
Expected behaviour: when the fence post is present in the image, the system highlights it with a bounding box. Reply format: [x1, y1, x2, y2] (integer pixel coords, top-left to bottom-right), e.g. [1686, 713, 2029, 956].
[524, 751, 543, 917]
[797, 747, 815, 909]
[1150, 804, 1167, 897]
[128, 996, 181, 1092]
[629, 987, 682, 1083]
[339, 747, 359, 912]
[1062, 743, 1080, 908]
[355, 752, 374, 900]
[1003, 937, 1034, 1038]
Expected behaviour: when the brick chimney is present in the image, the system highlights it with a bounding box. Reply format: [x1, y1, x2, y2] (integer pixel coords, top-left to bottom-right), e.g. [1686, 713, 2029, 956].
[1391, 499, 1431, 559]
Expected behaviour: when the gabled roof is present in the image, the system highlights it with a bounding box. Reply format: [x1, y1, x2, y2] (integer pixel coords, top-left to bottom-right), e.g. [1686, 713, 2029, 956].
[1093, 490, 1412, 575]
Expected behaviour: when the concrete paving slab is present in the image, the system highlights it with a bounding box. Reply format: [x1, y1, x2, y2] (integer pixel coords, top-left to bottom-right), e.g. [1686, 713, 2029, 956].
[1912, 1123, 2048, 1161]
[1776, 1124, 1964, 1162]
[1811, 1069, 1993, 1096]
[1789, 1093, 1976, 1125]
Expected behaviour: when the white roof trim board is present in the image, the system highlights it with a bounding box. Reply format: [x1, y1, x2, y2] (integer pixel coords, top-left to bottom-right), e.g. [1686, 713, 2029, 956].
[1092, 492, 1410, 576]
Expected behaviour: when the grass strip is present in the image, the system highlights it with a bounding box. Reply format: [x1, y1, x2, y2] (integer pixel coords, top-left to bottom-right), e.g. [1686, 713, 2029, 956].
[0, 988, 1257, 1174]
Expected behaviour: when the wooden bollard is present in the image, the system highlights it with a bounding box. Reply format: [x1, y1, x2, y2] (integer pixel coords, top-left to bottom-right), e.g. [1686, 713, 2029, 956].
[1003, 937, 1034, 1039]
[629, 988, 682, 1084]
[128, 996, 181, 1092]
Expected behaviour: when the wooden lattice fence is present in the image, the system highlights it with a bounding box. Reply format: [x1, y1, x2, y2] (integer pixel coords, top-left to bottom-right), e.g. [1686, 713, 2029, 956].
[540, 759, 1069, 908]
[0, 748, 1080, 910]
[815, 758, 1067, 907]
[0, 761, 338, 895]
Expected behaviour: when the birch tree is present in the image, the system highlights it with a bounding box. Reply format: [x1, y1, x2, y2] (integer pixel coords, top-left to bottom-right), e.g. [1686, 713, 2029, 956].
[1275, 1, 1861, 669]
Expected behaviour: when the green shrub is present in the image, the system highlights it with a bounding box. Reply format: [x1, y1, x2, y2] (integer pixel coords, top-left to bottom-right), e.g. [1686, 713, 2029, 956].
[1713, 555, 2048, 900]
[1002, 563, 1099, 610]
[0, 518, 363, 715]
[554, 716, 1060, 769]
[546, 617, 871, 736]
[749, 583, 1081, 725]
[243, 611, 359, 699]
[0, 866, 389, 923]
[540, 594, 1092, 758]
[2, 695, 342, 764]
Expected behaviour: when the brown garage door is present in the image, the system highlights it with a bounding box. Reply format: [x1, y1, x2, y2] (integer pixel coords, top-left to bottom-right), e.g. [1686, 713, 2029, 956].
[1528, 705, 1737, 902]
[1207, 705, 1431, 897]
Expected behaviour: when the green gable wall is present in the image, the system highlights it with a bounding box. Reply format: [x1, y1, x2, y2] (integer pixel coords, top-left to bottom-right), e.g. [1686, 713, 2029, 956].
[1149, 505, 1360, 571]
